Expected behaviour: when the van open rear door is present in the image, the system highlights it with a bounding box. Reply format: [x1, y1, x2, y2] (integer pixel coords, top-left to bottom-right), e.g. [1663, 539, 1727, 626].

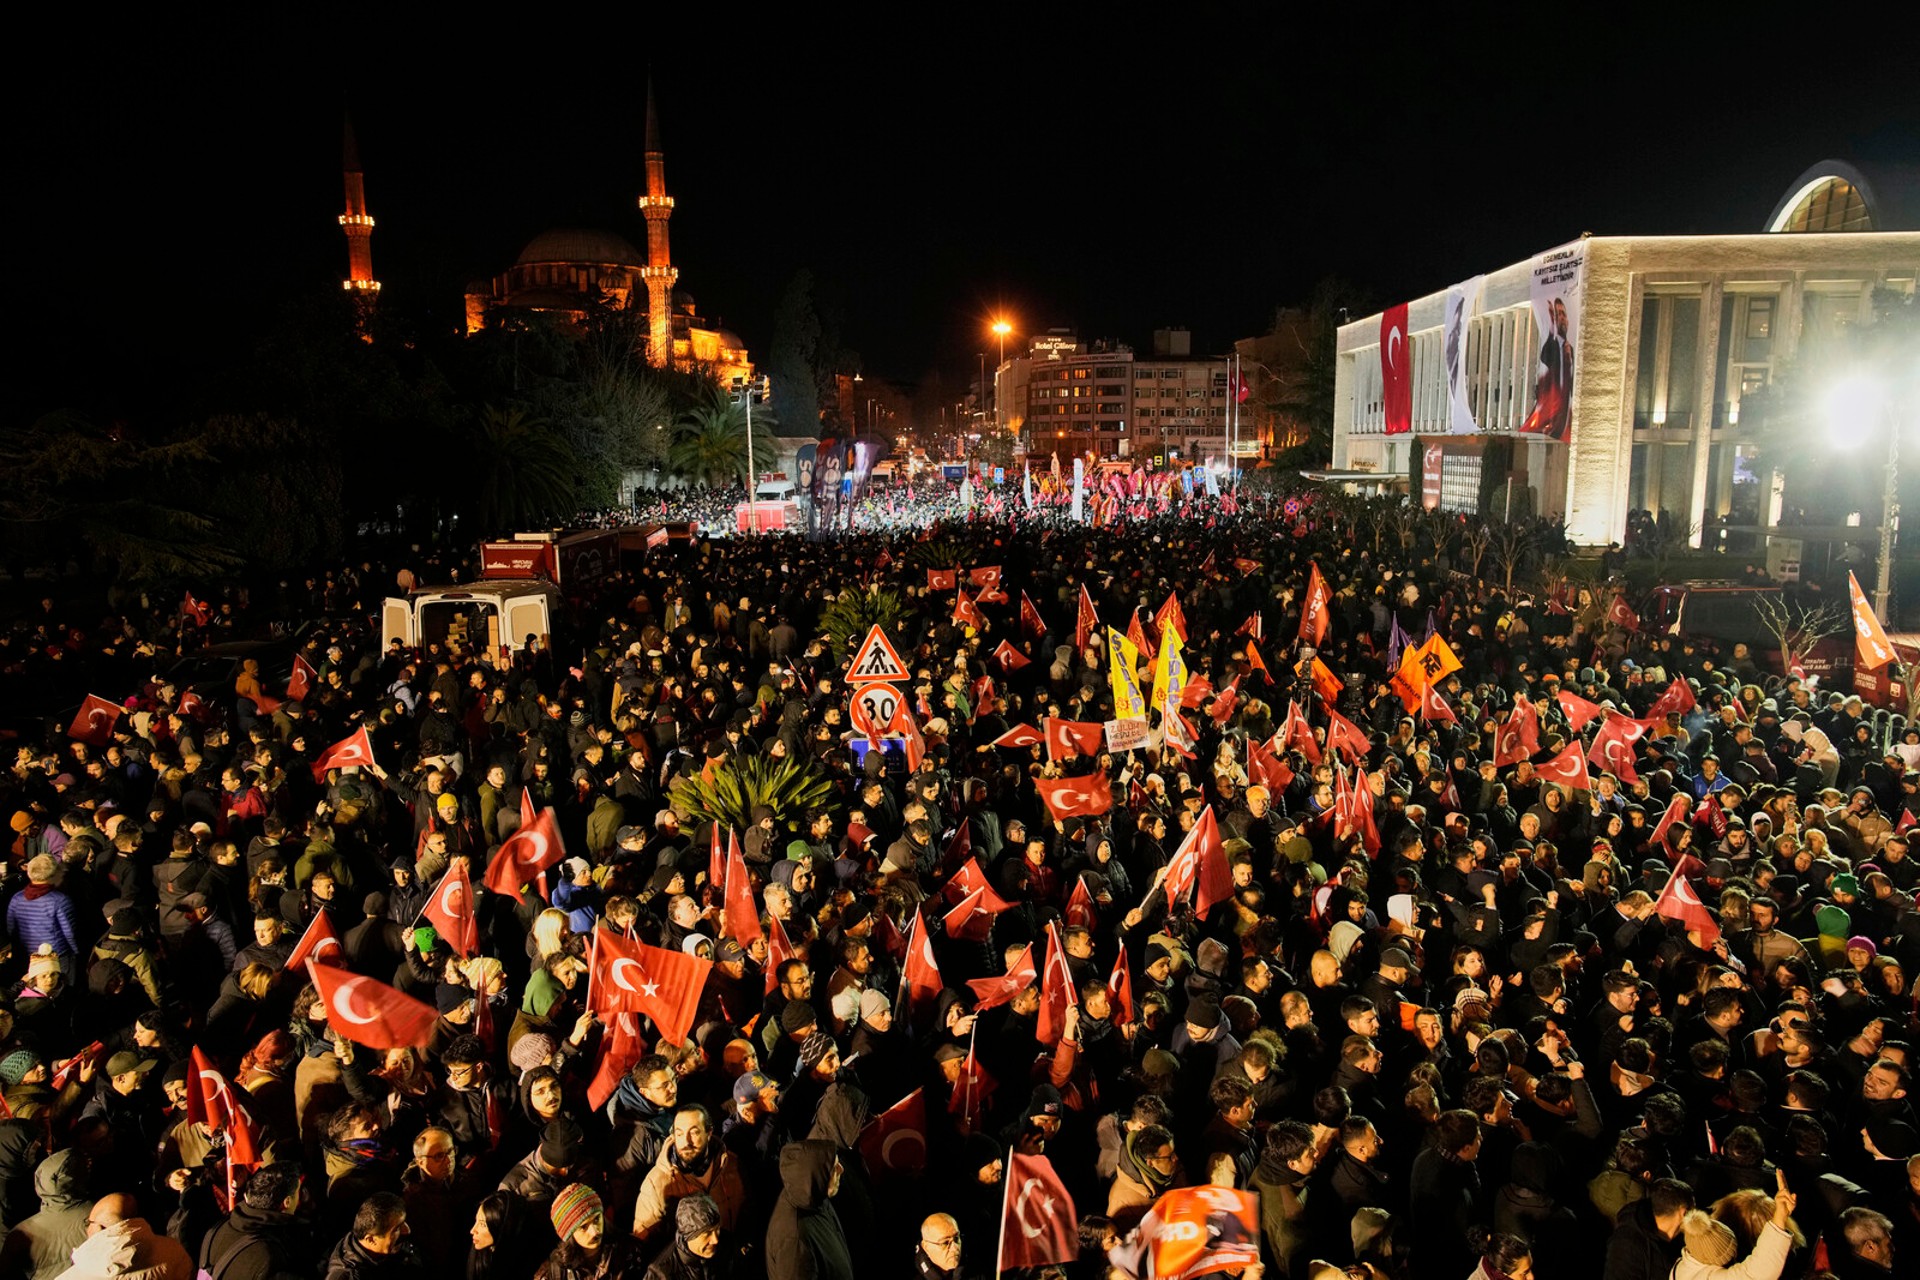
[382, 598, 416, 649]
[503, 595, 550, 653]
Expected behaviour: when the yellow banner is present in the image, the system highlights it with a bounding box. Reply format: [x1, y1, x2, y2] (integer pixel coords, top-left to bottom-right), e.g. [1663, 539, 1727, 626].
[1108, 626, 1145, 719]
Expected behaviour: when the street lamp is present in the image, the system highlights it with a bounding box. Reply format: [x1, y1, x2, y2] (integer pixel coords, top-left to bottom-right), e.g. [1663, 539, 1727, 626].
[1826, 373, 1897, 617]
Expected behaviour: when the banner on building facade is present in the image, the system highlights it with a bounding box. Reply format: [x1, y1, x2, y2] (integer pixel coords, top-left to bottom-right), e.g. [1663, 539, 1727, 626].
[1519, 241, 1586, 442]
[1072, 457, 1085, 522]
[1380, 303, 1411, 435]
[1443, 275, 1484, 434]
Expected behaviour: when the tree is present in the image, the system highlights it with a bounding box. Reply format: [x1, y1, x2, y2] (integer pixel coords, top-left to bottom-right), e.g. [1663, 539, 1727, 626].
[527, 310, 673, 507]
[190, 415, 346, 574]
[463, 406, 578, 533]
[1753, 593, 1850, 678]
[1260, 277, 1368, 468]
[1487, 521, 1536, 593]
[668, 387, 779, 488]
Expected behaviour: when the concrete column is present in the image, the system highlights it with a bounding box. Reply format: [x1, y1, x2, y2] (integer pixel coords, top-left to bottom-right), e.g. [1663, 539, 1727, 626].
[1687, 279, 1725, 548]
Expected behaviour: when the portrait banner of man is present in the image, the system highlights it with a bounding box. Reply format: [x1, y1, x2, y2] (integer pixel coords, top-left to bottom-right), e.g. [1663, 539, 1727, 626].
[1520, 240, 1587, 442]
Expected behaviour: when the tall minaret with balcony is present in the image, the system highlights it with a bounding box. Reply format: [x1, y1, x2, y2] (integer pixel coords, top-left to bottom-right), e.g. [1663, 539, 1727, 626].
[340, 118, 380, 330]
[637, 82, 678, 369]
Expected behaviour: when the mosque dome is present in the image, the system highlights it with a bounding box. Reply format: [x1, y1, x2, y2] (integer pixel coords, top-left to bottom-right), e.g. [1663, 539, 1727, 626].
[515, 228, 646, 268]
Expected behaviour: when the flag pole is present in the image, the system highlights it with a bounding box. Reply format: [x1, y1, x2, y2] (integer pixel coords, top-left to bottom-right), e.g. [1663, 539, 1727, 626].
[964, 1022, 979, 1131]
[996, 1116, 1013, 1277]
[584, 927, 600, 1014]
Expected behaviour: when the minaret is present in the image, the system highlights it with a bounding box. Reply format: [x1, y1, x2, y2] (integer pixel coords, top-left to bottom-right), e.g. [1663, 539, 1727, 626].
[340, 119, 380, 328]
[637, 82, 678, 369]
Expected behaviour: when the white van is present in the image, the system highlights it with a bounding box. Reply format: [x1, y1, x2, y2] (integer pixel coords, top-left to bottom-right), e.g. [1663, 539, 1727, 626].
[383, 580, 563, 656]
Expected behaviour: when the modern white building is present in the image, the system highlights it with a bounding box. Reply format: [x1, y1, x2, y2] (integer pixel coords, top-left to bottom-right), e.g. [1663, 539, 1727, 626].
[1331, 162, 1919, 546]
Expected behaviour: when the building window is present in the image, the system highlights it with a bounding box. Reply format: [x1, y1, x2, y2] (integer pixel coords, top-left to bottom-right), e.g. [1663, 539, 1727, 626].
[1777, 178, 1873, 233]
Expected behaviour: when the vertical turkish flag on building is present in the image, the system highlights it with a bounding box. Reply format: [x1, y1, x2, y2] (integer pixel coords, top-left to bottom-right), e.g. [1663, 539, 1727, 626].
[900, 906, 944, 1029]
[1851, 572, 1896, 670]
[858, 1088, 928, 1174]
[484, 806, 567, 897]
[308, 963, 438, 1049]
[1653, 863, 1722, 945]
[1034, 922, 1079, 1047]
[421, 860, 480, 957]
[286, 654, 317, 703]
[1299, 562, 1331, 646]
[309, 726, 377, 781]
[586, 927, 711, 1046]
[68, 694, 123, 747]
[284, 909, 343, 971]
[999, 1152, 1079, 1270]
[1380, 303, 1413, 436]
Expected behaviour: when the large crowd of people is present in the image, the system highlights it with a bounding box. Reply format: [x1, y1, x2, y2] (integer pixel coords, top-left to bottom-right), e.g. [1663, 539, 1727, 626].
[1, 489, 1916, 1280]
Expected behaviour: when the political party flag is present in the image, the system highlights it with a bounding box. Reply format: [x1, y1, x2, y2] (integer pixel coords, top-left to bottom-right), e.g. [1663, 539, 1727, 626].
[1234, 610, 1264, 640]
[586, 928, 711, 1045]
[421, 860, 479, 957]
[1385, 615, 1412, 672]
[1154, 591, 1188, 645]
[1850, 572, 1895, 671]
[1233, 558, 1263, 576]
[484, 806, 566, 897]
[1109, 626, 1146, 720]
[1557, 689, 1603, 733]
[1116, 1185, 1262, 1280]
[1653, 861, 1722, 945]
[285, 909, 343, 971]
[1126, 610, 1157, 665]
[1299, 562, 1331, 646]
[1244, 636, 1270, 682]
[858, 1088, 928, 1175]
[308, 962, 437, 1049]
[1309, 657, 1344, 706]
[68, 694, 122, 747]
[1075, 585, 1099, 654]
[966, 942, 1036, 1011]
[1035, 772, 1114, 821]
[1150, 619, 1187, 717]
[1035, 921, 1079, 1047]
[309, 726, 376, 782]
[901, 907, 944, 1028]
[1163, 808, 1231, 919]
[998, 1153, 1078, 1270]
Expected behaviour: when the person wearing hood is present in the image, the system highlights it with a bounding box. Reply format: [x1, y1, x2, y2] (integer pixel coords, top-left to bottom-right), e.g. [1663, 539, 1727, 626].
[764, 1140, 852, 1280]
[632, 1105, 745, 1247]
[804, 1085, 877, 1278]
[52, 1193, 191, 1280]
[1, 1149, 92, 1280]
[641, 1195, 730, 1280]
[1492, 1141, 1577, 1274]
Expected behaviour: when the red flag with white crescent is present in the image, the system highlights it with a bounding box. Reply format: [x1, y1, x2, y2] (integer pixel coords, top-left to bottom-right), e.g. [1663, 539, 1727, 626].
[187, 1046, 237, 1133]
[1107, 949, 1134, 1025]
[1045, 717, 1105, 763]
[1556, 689, 1602, 733]
[285, 909, 343, 971]
[586, 1011, 646, 1111]
[992, 722, 1044, 749]
[1035, 772, 1114, 821]
[1034, 922, 1079, 1047]
[421, 860, 479, 957]
[764, 913, 795, 996]
[1587, 712, 1647, 783]
[1535, 740, 1593, 792]
[966, 942, 1036, 1011]
[999, 1153, 1078, 1270]
[309, 726, 376, 782]
[68, 694, 122, 747]
[484, 806, 566, 897]
[1380, 304, 1412, 436]
[1653, 863, 1722, 945]
[586, 927, 711, 1045]
[286, 654, 317, 703]
[308, 962, 437, 1049]
[1163, 808, 1231, 919]
[1647, 676, 1697, 721]
[1065, 876, 1097, 929]
[723, 837, 763, 948]
[901, 907, 943, 1027]
[1020, 592, 1048, 639]
[1650, 793, 1694, 848]
[857, 1088, 929, 1174]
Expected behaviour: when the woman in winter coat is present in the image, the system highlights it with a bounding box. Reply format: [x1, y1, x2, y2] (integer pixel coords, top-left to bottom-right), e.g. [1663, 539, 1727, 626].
[763, 1140, 852, 1280]
[1671, 1182, 1797, 1280]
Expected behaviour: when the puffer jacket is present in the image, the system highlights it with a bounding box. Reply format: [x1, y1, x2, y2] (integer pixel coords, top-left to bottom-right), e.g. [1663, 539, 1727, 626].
[764, 1141, 853, 1280]
[5, 889, 78, 966]
[52, 1217, 193, 1280]
[1, 1148, 93, 1280]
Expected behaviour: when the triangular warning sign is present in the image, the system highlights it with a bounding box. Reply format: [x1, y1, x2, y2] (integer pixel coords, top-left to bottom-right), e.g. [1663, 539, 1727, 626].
[847, 625, 908, 684]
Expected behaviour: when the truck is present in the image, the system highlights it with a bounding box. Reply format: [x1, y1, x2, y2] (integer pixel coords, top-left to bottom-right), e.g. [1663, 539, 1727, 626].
[382, 579, 563, 657]
[477, 529, 618, 592]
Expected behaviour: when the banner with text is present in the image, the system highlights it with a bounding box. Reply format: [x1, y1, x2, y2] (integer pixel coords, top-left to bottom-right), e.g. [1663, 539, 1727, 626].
[1519, 242, 1586, 442]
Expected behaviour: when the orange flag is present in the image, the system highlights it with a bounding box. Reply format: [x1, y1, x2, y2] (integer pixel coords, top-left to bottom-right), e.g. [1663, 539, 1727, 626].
[1851, 572, 1895, 671]
[1299, 562, 1331, 646]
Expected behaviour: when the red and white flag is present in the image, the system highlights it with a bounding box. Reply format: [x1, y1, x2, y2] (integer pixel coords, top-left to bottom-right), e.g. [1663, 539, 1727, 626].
[1380, 303, 1412, 436]
[308, 962, 437, 1049]
[1647, 676, 1697, 721]
[1653, 863, 1721, 945]
[1020, 592, 1049, 639]
[587, 927, 711, 1046]
[586, 1011, 646, 1111]
[1163, 808, 1232, 919]
[1850, 572, 1896, 671]
[1299, 562, 1332, 646]
[181, 592, 212, 627]
[953, 590, 986, 630]
[1494, 696, 1541, 767]
[763, 914, 795, 996]
[1557, 689, 1602, 733]
[1650, 793, 1694, 848]
[1075, 585, 1100, 654]
[421, 860, 479, 957]
[286, 654, 317, 703]
[1419, 681, 1457, 725]
[1154, 592, 1189, 645]
[992, 640, 1031, 672]
[1587, 713, 1647, 783]
[1280, 701, 1322, 765]
[285, 909, 343, 971]
[901, 907, 944, 1027]
[1035, 772, 1114, 821]
[484, 806, 566, 897]
[186, 1046, 239, 1133]
[966, 942, 1036, 1011]
[1108, 949, 1134, 1024]
[1065, 876, 1097, 928]
[1045, 717, 1105, 762]
[992, 722, 1044, 749]
[1034, 922, 1079, 1047]
[1247, 737, 1292, 793]
[1607, 592, 1640, 631]
[927, 568, 959, 592]
[944, 886, 997, 941]
[1233, 558, 1262, 577]
[309, 726, 376, 782]
[1325, 708, 1370, 762]
[68, 694, 122, 747]
[723, 837, 762, 948]
[998, 1153, 1078, 1271]
[857, 1088, 928, 1174]
[1535, 740, 1593, 792]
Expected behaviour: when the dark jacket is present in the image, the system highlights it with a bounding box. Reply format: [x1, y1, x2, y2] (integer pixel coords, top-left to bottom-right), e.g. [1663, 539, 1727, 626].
[323, 1234, 426, 1280]
[1601, 1198, 1680, 1280]
[764, 1140, 853, 1280]
[197, 1203, 313, 1280]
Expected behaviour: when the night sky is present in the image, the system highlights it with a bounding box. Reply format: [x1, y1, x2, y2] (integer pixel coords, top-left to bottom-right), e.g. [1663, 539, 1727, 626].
[15, 13, 1917, 419]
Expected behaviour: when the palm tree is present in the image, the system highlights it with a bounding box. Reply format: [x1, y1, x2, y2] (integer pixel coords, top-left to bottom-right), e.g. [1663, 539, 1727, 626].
[669, 386, 778, 488]
[467, 405, 577, 531]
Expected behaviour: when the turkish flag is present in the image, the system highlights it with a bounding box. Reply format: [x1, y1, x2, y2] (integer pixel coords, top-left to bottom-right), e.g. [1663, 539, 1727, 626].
[969, 674, 997, 719]
[1852, 572, 1896, 670]
[178, 690, 208, 721]
[942, 857, 1008, 910]
[1299, 562, 1331, 646]
[181, 592, 211, 627]
[1493, 695, 1541, 767]
[1325, 708, 1370, 762]
[1898, 807, 1917, 835]
[1607, 592, 1640, 631]
[222, 1104, 263, 1210]
[1350, 767, 1381, 854]
[1164, 808, 1232, 919]
[1155, 592, 1188, 645]
[1247, 737, 1293, 793]
[708, 825, 726, 898]
[998, 1153, 1079, 1271]
[927, 568, 959, 591]
[1650, 793, 1694, 848]
[1065, 876, 1097, 928]
[1108, 949, 1134, 1024]
[1035, 922, 1079, 1047]
[1234, 558, 1263, 577]
[1035, 772, 1114, 821]
[901, 906, 944, 1027]
[1020, 592, 1049, 639]
[871, 904, 908, 963]
[969, 565, 1003, 589]
[484, 806, 567, 897]
[286, 654, 317, 703]
[940, 821, 973, 876]
[993, 722, 1044, 749]
[947, 1041, 997, 1130]
[1536, 740, 1592, 791]
[586, 928, 711, 1046]
[1179, 674, 1215, 711]
[285, 909, 343, 970]
[1647, 676, 1697, 721]
[858, 1088, 929, 1175]
[421, 860, 480, 957]
[1045, 717, 1105, 763]
[308, 962, 437, 1049]
[1557, 689, 1603, 733]
[1653, 863, 1722, 945]
[1075, 585, 1100, 654]
[723, 838, 762, 948]
[186, 1046, 238, 1133]
[1280, 700, 1322, 765]
[764, 913, 795, 996]
[992, 640, 1030, 672]
[953, 590, 986, 630]
[309, 726, 376, 782]
[944, 886, 998, 941]
[966, 941, 1036, 1011]
[1380, 304, 1412, 436]
[586, 1011, 646, 1111]
[68, 694, 122, 746]
[1234, 611, 1265, 640]
[1208, 676, 1242, 728]
[1419, 682, 1457, 725]
[1587, 712, 1647, 783]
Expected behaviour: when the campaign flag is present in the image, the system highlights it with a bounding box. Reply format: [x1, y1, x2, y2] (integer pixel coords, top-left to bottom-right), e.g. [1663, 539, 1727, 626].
[1309, 658, 1344, 707]
[1850, 572, 1896, 670]
[1380, 303, 1412, 436]
[927, 568, 959, 592]
[1149, 619, 1187, 718]
[285, 909, 343, 970]
[1163, 808, 1231, 918]
[1653, 861, 1721, 945]
[1065, 876, 1097, 929]
[1035, 772, 1114, 821]
[1244, 636, 1270, 683]
[1021, 592, 1049, 639]
[1647, 676, 1697, 721]
[1109, 626, 1147, 720]
[1385, 615, 1412, 673]
[1536, 740, 1593, 792]
[992, 722, 1044, 749]
[998, 1153, 1078, 1271]
[309, 963, 437, 1049]
[285, 654, 317, 704]
[1034, 921, 1079, 1047]
[309, 726, 376, 782]
[992, 640, 1031, 672]
[1119, 1186, 1263, 1280]
[1075, 585, 1100, 654]
[587, 928, 711, 1045]
[857, 1088, 928, 1175]
[1518, 241, 1586, 440]
[484, 806, 566, 897]
[1154, 591, 1189, 645]
[1587, 713, 1647, 783]
[68, 694, 122, 747]
[421, 861, 479, 957]
[966, 942, 1036, 1011]
[1045, 717, 1105, 763]
[901, 907, 944, 1028]
[1126, 610, 1157, 665]
[1108, 949, 1134, 1024]
[586, 1011, 646, 1111]
[1557, 689, 1603, 733]
[1299, 562, 1331, 646]
[723, 836, 763, 949]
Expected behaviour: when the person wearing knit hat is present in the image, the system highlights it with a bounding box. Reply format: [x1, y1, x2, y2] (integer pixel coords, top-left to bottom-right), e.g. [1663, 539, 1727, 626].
[856, 989, 890, 1029]
[1674, 1172, 1798, 1279]
[549, 1183, 602, 1245]
[796, 1031, 838, 1079]
[1680, 1211, 1738, 1268]
[0, 1051, 37, 1089]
